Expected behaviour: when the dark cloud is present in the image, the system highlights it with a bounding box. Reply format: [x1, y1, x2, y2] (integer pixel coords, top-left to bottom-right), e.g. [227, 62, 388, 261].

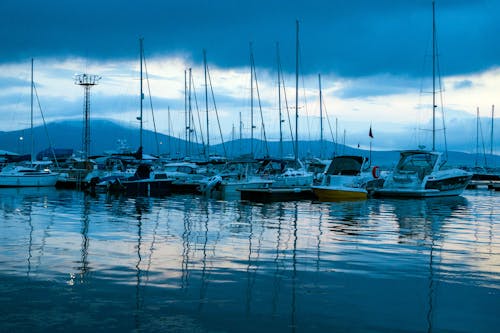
[337, 75, 419, 98]
[1, 0, 498, 78]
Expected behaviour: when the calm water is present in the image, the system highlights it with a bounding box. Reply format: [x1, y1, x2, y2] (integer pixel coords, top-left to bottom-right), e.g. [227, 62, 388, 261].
[0, 188, 498, 332]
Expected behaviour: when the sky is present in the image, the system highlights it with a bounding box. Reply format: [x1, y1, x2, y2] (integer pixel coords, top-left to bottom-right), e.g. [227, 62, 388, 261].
[0, 0, 499, 153]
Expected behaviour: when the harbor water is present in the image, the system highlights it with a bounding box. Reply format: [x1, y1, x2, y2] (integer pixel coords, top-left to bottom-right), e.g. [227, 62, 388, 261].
[0, 188, 498, 332]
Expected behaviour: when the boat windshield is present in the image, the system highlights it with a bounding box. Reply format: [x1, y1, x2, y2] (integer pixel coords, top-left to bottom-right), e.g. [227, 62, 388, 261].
[326, 156, 364, 175]
[396, 153, 437, 174]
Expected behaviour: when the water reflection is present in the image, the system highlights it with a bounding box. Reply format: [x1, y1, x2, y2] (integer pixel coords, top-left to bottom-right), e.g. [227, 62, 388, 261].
[371, 196, 469, 333]
[325, 200, 371, 236]
[0, 189, 498, 332]
[382, 196, 468, 243]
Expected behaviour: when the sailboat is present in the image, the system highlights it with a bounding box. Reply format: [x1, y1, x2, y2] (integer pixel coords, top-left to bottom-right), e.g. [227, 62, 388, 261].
[93, 39, 172, 196]
[0, 59, 59, 187]
[374, 1, 471, 198]
[238, 21, 315, 202]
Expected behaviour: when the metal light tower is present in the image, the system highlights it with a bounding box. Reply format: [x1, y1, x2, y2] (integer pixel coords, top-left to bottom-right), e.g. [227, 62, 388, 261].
[75, 74, 101, 161]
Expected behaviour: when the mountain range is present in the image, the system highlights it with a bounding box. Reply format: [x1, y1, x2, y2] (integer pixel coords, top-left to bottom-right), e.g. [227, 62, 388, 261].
[1, 119, 498, 169]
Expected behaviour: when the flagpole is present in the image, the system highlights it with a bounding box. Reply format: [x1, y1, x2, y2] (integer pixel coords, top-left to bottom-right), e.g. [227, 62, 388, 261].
[369, 141, 372, 167]
[369, 123, 373, 167]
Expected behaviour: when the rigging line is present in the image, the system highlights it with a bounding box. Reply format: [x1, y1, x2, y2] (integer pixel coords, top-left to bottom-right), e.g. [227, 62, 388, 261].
[418, 30, 433, 149]
[206, 65, 227, 157]
[142, 55, 160, 156]
[145, 208, 162, 285]
[190, 75, 206, 154]
[435, 35, 449, 162]
[300, 66, 312, 150]
[33, 84, 59, 167]
[321, 100, 337, 148]
[252, 59, 270, 157]
[478, 110, 488, 167]
[278, 59, 295, 153]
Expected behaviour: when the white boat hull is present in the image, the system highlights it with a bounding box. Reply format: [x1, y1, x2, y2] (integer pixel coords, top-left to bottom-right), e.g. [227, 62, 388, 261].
[214, 179, 273, 200]
[0, 173, 59, 187]
[374, 187, 466, 198]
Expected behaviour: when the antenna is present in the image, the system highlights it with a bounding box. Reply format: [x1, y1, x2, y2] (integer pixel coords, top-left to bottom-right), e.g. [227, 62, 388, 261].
[75, 73, 101, 162]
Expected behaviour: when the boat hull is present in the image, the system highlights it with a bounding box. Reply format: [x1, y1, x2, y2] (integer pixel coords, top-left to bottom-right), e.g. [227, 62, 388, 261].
[0, 174, 59, 187]
[375, 174, 472, 198]
[239, 187, 314, 203]
[108, 179, 172, 197]
[312, 186, 367, 201]
[212, 180, 273, 200]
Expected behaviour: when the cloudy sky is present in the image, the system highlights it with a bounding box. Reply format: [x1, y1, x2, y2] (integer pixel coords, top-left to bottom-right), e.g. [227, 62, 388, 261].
[0, 0, 498, 153]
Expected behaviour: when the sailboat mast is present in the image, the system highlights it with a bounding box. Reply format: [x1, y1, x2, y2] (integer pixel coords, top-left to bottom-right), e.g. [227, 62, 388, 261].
[277, 42, 283, 159]
[188, 68, 193, 157]
[318, 73, 323, 159]
[491, 105, 495, 156]
[168, 106, 171, 156]
[203, 49, 209, 158]
[335, 117, 338, 157]
[295, 20, 299, 161]
[250, 42, 254, 158]
[476, 107, 480, 167]
[432, 0, 436, 151]
[139, 38, 144, 151]
[184, 69, 188, 156]
[30, 58, 34, 162]
[239, 111, 242, 153]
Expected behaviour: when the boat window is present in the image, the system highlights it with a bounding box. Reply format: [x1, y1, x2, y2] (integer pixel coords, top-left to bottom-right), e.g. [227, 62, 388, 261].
[397, 153, 437, 173]
[177, 166, 195, 174]
[326, 157, 362, 175]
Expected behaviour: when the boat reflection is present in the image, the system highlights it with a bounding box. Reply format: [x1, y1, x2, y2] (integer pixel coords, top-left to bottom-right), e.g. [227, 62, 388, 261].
[381, 196, 468, 244]
[376, 195, 469, 333]
[324, 199, 371, 237]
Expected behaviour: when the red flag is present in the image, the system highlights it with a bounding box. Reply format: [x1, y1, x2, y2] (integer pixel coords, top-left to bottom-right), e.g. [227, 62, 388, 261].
[369, 125, 373, 138]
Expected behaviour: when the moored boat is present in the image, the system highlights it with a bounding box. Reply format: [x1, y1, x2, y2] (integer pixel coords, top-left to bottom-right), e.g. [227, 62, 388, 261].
[312, 155, 378, 201]
[374, 150, 471, 198]
[0, 163, 59, 187]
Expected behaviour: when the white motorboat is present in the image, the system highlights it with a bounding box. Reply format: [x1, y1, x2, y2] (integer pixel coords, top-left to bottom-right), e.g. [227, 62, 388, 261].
[374, 150, 471, 198]
[374, 2, 472, 198]
[312, 155, 379, 201]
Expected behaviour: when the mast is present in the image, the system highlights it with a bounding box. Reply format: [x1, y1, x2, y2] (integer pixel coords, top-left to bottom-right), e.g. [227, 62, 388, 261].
[318, 74, 323, 159]
[168, 106, 171, 157]
[335, 117, 338, 157]
[491, 105, 495, 157]
[476, 107, 480, 167]
[203, 49, 209, 158]
[277, 42, 283, 159]
[184, 69, 188, 156]
[343, 129, 346, 154]
[188, 68, 193, 157]
[295, 19, 299, 161]
[139, 38, 144, 152]
[250, 42, 254, 158]
[30, 58, 34, 163]
[431, 0, 436, 151]
[239, 111, 242, 154]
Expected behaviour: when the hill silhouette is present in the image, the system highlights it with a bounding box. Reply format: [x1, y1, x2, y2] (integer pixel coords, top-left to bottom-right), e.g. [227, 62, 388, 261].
[1, 119, 497, 168]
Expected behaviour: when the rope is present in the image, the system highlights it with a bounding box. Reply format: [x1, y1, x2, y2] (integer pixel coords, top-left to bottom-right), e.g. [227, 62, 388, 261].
[206, 66, 227, 157]
[142, 55, 160, 156]
[33, 83, 59, 167]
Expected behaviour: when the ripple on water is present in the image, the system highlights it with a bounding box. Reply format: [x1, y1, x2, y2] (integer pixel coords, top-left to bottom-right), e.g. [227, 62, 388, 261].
[0, 188, 499, 331]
